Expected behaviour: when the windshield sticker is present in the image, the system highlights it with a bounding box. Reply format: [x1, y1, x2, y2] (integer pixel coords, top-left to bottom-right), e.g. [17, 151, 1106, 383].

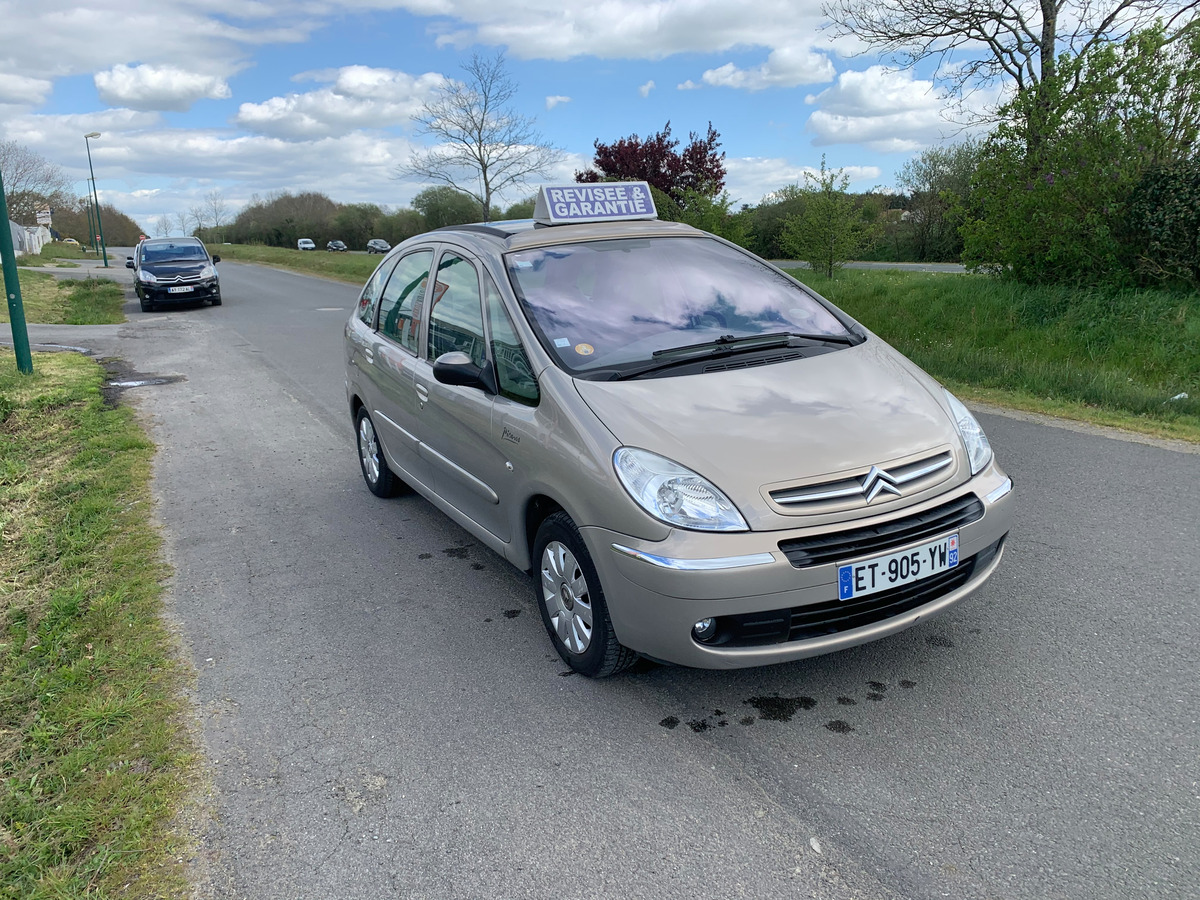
[574, 343, 595, 356]
[554, 338, 571, 348]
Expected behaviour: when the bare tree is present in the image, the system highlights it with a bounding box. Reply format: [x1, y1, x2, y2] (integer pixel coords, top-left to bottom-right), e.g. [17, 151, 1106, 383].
[0, 140, 72, 223]
[174, 211, 190, 236]
[823, 0, 1199, 104]
[154, 215, 171, 238]
[204, 190, 229, 231]
[395, 52, 562, 222]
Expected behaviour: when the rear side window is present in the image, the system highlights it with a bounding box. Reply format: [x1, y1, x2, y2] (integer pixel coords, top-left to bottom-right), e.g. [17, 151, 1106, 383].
[378, 250, 433, 354]
[427, 254, 486, 367]
[357, 256, 401, 327]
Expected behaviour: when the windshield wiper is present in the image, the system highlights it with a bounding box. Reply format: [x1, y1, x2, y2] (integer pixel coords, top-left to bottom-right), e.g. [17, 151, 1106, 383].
[651, 330, 859, 359]
[588, 332, 853, 381]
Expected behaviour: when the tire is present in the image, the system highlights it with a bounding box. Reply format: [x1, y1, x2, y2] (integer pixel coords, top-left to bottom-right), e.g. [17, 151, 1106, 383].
[355, 408, 402, 498]
[533, 512, 636, 677]
[140, 297, 152, 312]
[211, 294, 222, 306]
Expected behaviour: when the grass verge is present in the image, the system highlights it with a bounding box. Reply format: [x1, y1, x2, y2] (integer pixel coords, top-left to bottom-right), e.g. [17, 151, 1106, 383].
[790, 268, 1200, 442]
[213, 243, 378, 283]
[0, 349, 194, 900]
[2, 273, 125, 326]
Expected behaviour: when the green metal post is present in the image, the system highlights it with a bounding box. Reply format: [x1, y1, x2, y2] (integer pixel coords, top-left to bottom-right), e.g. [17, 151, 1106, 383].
[0, 166, 34, 374]
[84, 134, 109, 267]
[85, 192, 95, 253]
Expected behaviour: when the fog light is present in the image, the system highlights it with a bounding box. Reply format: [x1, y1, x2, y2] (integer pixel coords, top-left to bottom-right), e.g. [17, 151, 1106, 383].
[692, 617, 717, 642]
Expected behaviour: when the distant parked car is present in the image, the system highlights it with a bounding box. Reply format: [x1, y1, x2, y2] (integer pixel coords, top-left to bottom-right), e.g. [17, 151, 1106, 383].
[297, 238, 316, 251]
[327, 240, 348, 252]
[61, 238, 80, 247]
[366, 239, 391, 254]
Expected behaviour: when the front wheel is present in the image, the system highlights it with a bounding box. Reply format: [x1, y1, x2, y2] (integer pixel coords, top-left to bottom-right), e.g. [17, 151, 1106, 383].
[355, 408, 402, 498]
[533, 512, 636, 677]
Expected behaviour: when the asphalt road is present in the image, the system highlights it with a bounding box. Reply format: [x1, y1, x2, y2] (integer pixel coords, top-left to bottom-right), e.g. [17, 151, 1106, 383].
[8, 255, 1198, 900]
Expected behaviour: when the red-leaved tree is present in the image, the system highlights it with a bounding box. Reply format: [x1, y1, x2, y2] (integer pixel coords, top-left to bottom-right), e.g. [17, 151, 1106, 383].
[575, 122, 726, 204]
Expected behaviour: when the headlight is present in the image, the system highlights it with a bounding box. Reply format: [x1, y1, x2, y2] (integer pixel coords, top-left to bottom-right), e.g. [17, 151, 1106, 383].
[944, 390, 993, 475]
[199, 265, 216, 280]
[138, 270, 158, 283]
[614, 447, 748, 532]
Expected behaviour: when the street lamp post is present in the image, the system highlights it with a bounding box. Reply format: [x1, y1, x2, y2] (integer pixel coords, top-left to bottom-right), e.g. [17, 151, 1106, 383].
[84, 186, 95, 254]
[83, 132, 109, 267]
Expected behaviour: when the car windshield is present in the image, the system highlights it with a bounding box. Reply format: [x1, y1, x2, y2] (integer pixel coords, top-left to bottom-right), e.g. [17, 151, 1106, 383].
[505, 236, 851, 377]
[141, 242, 207, 263]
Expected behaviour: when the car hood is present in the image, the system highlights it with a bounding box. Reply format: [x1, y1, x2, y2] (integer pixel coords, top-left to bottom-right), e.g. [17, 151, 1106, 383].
[572, 338, 967, 528]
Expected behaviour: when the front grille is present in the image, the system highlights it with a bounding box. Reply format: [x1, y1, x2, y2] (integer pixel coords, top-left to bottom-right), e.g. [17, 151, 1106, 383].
[769, 449, 954, 510]
[778, 493, 984, 568]
[704, 537, 1004, 648]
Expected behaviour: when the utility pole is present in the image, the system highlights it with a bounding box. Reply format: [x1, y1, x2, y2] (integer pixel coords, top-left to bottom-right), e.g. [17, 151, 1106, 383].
[0, 165, 34, 374]
[84, 133, 109, 267]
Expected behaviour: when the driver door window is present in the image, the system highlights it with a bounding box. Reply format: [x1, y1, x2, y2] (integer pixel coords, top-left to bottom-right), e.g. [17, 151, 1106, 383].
[427, 254, 486, 366]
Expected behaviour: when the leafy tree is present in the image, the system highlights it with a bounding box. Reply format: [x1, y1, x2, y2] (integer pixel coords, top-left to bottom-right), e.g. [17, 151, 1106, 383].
[1128, 161, 1200, 287]
[397, 52, 561, 222]
[502, 196, 536, 220]
[961, 26, 1200, 284]
[674, 189, 748, 245]
[0, 140, 72, 224]
[779, 157, 882, 278]
[378, 208, 426, 245]
[411, 186, 484, 230]
[333, 203, 384, 250]
[823, 0, 1197, 141]
[744, 184, 808, 259]
[576, 121, 726, 205]
[896, 139, 982, 261]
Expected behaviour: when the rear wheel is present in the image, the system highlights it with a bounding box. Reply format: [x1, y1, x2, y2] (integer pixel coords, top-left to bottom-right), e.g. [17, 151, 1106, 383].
[533, 512, 636, 677]
[356, 408, 402, 498]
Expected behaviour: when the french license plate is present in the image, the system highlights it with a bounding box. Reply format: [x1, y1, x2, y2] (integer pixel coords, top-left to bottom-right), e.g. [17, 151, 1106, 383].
[168, 285, 194, 294]
[838, 534, 959, 601]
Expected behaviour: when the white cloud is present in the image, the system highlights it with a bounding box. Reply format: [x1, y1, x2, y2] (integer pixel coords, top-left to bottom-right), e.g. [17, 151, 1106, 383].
[725, 157, 883, 205]
[234, 66, 445, 139]
[545, 95, 571, 110]
[700, 47, 836, 91]
[0, 73, 53, 106]
[677, 80, 701, 91]
[95, 64, 232, 112]
[639, 80, 655, 98]
[804, 66, 950, 151]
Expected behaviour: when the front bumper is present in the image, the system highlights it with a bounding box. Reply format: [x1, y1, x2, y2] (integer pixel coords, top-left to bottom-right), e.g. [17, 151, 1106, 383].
[138, 280, 220, 303]
[583, 465, 1014, 669]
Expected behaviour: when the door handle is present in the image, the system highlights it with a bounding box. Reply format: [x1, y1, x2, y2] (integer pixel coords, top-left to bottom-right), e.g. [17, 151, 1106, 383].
[363, 348, 374, 365]
[415, 382, 429, 403]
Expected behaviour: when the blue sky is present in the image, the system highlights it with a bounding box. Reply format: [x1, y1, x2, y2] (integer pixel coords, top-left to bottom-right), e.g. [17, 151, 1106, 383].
[0, 1, 995, 234]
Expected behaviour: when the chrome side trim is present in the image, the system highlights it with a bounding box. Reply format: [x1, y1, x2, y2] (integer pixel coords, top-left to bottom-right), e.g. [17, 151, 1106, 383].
[417, 442, 499, 504]
[610, 544, 777, 571]
[373, 409, 418, 444]
[985, 477, 1013, 504]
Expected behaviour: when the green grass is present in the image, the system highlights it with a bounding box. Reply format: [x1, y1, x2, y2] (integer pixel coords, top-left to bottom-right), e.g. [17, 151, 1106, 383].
[0, 349, 195, 900]
[2, 274, 125, 326]
[214, 243, 379, 283]
[790, 268, 1200, 442]
[15, 244, 91, 269]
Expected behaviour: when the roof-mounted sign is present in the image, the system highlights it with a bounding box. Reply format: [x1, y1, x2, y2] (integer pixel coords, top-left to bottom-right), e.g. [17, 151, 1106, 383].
[533, 182, 657, 225]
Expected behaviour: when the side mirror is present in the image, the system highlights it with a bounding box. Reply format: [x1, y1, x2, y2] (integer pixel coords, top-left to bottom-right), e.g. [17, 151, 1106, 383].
[211, 255, 221, 263]
[432, 351, 497, 394]
[125, 258, 134, 268]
